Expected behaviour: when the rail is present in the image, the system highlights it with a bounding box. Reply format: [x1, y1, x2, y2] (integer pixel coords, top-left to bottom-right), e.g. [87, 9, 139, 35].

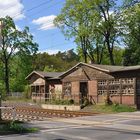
[2, 106, 99, 121]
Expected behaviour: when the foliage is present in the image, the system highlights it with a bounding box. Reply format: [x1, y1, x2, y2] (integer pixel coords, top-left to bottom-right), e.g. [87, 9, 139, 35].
[82, 104, 136, 113]
[0, 121, 38, 135]
[112, 103, 136, 112]
[23, 85, 31, 99]
[54, 0, 102, 63]
[123, 3, 140, 65]
[44, 65, 57, 72]
[10, 54, 35, 92]
[0, 16, 38, 95]
[33, 49, 79, 72]
[46, 99, 75, 105]
[54, 0, 122, 65]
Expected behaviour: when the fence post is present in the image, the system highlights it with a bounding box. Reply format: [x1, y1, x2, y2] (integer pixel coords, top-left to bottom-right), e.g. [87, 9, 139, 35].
[12, 107, 16, 121]
[120, 79, 122, 104]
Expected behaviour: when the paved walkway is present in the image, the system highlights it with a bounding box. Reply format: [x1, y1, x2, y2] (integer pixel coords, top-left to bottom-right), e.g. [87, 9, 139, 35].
[48, 111, 140, 133]
[0, 112, 140, 140]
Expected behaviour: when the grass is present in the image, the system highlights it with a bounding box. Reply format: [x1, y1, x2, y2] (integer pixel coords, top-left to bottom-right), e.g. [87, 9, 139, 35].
[0, 120, 23, 124]
[0, 121, 38, 135]
[45, 99, 75, 105]
[6, 97, 32, 102]
[81, 103, 137, 113]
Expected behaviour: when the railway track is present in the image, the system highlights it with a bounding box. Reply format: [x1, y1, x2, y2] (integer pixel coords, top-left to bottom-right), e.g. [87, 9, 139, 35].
[2, 106, 98, 121]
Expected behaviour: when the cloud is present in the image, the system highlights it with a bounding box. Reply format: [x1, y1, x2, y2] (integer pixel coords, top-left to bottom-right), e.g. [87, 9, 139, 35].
[32, 15, 57, 31]
[0, 0, 25, 20]
[39, 49, 61, 55]
[15, 25, 22, 31]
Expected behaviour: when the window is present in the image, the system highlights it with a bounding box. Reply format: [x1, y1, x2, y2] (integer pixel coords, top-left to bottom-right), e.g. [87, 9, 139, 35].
[63, 82, 71, 95]
[97, 78, 135, 95]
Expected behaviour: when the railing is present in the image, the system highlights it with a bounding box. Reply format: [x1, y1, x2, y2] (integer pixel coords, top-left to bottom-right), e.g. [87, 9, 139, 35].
[9, 92, 23, 98]
[31, 92, 97, 105]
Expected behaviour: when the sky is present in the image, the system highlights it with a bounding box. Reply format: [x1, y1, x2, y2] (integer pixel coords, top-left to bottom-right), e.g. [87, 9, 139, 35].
[0, 0, 76, 54]
[0, 0, 122, 54]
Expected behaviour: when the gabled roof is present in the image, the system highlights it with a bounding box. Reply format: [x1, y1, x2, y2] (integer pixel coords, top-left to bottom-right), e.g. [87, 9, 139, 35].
[59, 62, 140, 78]
[25, 71, 64, 80]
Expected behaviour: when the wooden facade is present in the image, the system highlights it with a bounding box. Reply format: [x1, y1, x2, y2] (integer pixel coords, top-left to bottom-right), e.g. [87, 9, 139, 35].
[26, 71, 63, 102]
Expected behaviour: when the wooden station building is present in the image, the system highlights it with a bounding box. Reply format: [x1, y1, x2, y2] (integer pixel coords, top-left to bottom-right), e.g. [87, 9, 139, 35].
[25, 71, 63, 102]
[26, 62, 140, 109]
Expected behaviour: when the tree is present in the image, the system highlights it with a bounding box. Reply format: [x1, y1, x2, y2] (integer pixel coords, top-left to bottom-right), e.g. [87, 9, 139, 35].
[54, 0, 103, 63]
[54, 0, 122, 65]
[122, 3, 140, 65]
[95, 0, 122, 65]
[10, 54, 35, 92]
[0, 16, 38, 95]
[33, 50, 79, 72]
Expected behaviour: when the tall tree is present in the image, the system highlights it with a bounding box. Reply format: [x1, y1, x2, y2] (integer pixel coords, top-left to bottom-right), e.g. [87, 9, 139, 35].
[0, 16, 38, 95]
[54, 0, 102, 63]
[10, 54, 35, 92]
[122, 3, 140, 65]
[54, 0, 121, 65]
[95, 0, 122, 65]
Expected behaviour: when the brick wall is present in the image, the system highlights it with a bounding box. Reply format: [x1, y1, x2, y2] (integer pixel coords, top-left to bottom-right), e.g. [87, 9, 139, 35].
[88, 80, 98, 103]
[110, 95, 135, 105]
[71, 81, 79, 95]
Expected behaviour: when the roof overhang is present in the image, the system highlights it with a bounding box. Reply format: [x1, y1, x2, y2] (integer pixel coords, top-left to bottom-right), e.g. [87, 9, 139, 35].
[25, 71, 45, 80]
[59, 62, 110, 78]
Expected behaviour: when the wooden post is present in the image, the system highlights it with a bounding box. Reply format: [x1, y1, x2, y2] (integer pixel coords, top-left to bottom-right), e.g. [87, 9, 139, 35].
[39, 85, 41, 103]
[133, 78, 136, 106]
[97, 80, 99, 103]
[106, 80, 110, 105]
[35, 85, 37, 101]
[120, 79, 122, 104]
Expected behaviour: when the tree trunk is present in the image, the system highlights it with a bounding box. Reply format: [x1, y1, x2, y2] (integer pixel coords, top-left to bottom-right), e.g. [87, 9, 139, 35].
[96, 43, 100, 64]
[83, 50, 87, 63]
[4, 60, 10, 95]
[109, 51, 115, 65]
[106, 39, 115, 65]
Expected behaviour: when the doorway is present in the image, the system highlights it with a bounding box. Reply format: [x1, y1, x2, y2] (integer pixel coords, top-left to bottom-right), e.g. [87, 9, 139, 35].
[80, 82, 88, 104]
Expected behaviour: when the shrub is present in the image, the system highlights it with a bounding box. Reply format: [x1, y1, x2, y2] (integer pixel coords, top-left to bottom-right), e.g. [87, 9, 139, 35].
[69, 99, 74, 104]
[46, 99, 75, 105]
[1, 122, 38, 134]
[23, 85, 31, 99]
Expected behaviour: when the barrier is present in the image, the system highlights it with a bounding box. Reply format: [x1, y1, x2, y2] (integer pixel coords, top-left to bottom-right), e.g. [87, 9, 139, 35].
[0, 107, 16, 121]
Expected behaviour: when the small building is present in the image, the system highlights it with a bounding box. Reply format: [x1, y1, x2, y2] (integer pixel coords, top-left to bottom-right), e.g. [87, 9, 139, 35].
[25, 71, 63, 102]
[59, 62, 140, 109]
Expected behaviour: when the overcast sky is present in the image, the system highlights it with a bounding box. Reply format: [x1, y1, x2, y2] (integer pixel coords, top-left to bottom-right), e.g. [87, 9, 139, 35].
[0, 0, 76, 54]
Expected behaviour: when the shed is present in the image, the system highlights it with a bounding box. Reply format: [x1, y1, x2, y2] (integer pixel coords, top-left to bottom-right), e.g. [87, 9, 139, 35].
[26, 71, 63, 102]
[60, 62, 140, 109]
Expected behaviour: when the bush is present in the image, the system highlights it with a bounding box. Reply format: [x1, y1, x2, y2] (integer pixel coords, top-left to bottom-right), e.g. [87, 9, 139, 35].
[46, 99, 75, 105]
[1, 122, 38, 134]
[23, 85, 31, 99]
[81, 97, 90, 109]
[69, 99, 74, 104]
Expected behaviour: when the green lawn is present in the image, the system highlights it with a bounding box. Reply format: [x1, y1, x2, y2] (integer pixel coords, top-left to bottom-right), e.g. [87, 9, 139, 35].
[81, 104, 137, 113]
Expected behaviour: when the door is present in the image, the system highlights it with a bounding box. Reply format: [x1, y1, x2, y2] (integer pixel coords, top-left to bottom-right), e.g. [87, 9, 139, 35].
[80, 82, 88, 104]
